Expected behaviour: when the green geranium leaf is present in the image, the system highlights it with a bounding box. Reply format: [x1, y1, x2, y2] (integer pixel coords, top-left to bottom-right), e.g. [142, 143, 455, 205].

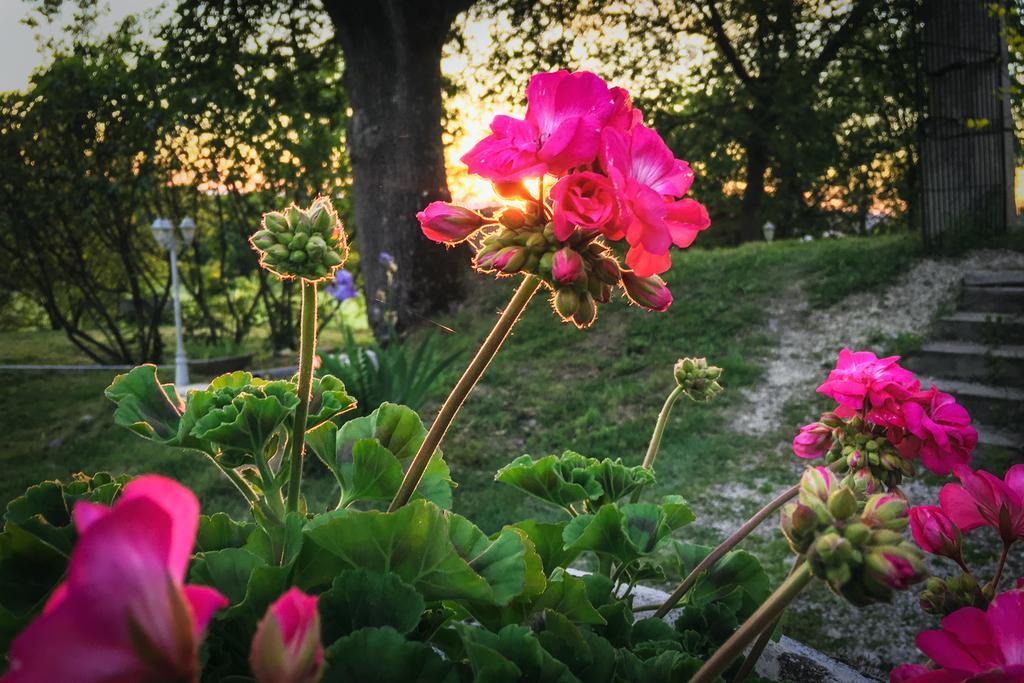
[294, 500, 528, 605]
[190, 374, 299, 457]
[0, 471, 133, 650]
[244, 511, 304, 566]
[495, 453, 603, 511]
[511, 520, 580, 576]
[306, 374, 357, 429]
[336, 402, 425, 460]
[338, 439, 405, 507]
[537, 611, 617, 683]
[588, 458, 655, 506]
[617, 648, 703, 682]
[190, 547, 266, 604]
[195, 513, 256, 553]
[319, 569, 425, 643]
[307, 404, 453, 509]
[533, 569, 605, 625]
[564, 503, 681, 565]
[664, 542, 770, 619]
[323, 627, 456, 683]
[447, 513, 533, 607]
[659, 495, 696, 531]
[105, 364, 184, 442]
[457, 623, 580, 683]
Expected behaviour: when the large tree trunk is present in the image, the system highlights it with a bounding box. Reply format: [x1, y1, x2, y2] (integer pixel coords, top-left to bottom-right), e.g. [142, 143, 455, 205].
[739, 136, 770, 242]
[325, 0, 472, 338]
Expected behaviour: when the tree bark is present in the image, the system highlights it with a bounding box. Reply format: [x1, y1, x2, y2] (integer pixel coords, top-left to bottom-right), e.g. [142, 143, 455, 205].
[739, 134, 770, 242]
[324, 0, 472, 338]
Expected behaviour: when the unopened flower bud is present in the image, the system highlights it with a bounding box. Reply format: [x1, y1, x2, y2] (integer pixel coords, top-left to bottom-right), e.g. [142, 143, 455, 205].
[621, 270, 672, 311]
[844, 522, 871, 545]
[572, 292, 597, 328]
[499, 207, 527, 230]
[865, 545, 925, 591]
[781, 502, 818, 553]
[861, 493, 908, 530]
[593, 257, 621, 285]
[553, 288, 579, 320]
[827, 487, 858, 520]
[800, 466, 839, 506]
[793, 422, 832, 460]
[250, 588, 324, 683]
[253, 199, 348, 282]
[493, 181, 535, 201]
[673, 357, 724, 402]
[909, 505, 963, 562]
[417, 201, 489, 244]
[552, 248, 584, 284]
[843, 468, 879, 496]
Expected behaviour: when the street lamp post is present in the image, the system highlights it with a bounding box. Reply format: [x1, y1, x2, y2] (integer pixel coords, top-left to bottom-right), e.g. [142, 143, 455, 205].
[151, 217, 197, 389]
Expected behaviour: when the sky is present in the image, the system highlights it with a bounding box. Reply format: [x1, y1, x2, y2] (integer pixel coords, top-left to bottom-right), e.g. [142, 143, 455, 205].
[0, 0, 167, 93]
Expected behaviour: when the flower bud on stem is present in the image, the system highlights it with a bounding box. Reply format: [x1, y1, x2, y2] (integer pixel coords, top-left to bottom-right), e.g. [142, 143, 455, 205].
[653, 459, 844, 619]
[389, 276, 542, 511]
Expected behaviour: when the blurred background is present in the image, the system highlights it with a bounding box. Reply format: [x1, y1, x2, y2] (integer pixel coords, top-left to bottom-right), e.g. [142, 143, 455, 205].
[0, 1, 1022, 675]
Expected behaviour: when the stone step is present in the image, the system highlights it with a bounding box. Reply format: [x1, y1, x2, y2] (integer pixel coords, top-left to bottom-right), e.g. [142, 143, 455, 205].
[933, 311, 1024, 344]
[905, 341, 1024, 385]
[964, 270, 1024, 287]
[920, 376, 1024, 424]
[976, 424, 1023, 452]
[960, 285, 1024, 314]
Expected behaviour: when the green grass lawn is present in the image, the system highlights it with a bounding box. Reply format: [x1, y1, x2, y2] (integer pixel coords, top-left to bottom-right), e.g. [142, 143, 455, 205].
[0, 233, 928, 668]
[0, 233, 923, 523]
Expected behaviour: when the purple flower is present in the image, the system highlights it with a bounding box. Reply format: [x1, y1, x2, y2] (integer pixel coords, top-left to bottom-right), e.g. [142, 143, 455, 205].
[326, 269, 357, 302]
[379, 252, 395, 268]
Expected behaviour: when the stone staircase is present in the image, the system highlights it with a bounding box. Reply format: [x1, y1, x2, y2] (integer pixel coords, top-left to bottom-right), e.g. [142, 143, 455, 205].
[904, 270, 1024, 459]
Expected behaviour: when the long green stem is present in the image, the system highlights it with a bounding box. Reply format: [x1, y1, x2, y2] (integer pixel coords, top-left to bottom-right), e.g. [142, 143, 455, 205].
[691, 563, 813, 683]
[732, 557, 806, 683]
[286, 280, 317, 513]
[213, 459, 259, 506]
[630, 385, 685, 503]
[389, 275, 542, 511]
[653, 481, 800, 618]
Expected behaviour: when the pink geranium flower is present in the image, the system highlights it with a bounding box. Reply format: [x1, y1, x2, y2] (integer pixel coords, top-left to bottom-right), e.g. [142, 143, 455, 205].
[793, 422, 832, 459]
[417, 201, 490, 244]
[909, 505, 964, 562]
[550, 171, 619, 240]
[250, 588, 324, 683]
[899, 387, 977, 476]
[3, 476, 227, 683]
[939, 465, 1024, 546]
[461, 71, 631, 182]
[599, 124, 709, 276]
[817, 348, 920, 424]
[891, 587, 1024, 682]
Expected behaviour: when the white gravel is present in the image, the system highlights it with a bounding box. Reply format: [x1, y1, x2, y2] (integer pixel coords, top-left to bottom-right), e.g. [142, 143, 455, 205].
[734, 248, 1024, 436]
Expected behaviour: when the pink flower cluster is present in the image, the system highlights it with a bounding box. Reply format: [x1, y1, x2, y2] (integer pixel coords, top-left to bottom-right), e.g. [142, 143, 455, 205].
[462, 70, 709, 277]
[2, 476, 324, 683]
[794, 349, 977, 476]
[891, 587, 1024, 682]
[895, 466, 1024, 681]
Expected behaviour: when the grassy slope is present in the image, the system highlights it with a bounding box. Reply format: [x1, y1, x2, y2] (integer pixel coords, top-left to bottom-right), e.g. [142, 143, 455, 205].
[0, 234, 922, 665]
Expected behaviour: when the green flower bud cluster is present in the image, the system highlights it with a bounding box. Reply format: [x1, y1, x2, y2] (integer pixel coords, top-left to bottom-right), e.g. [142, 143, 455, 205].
[823, 416, 915, 488]
[919, 574, 986, 616]
[250, 199, 348, 282]
[473, 209, 622, 329]
[673, 357, 724, 402]
[782, 483, 925, 606]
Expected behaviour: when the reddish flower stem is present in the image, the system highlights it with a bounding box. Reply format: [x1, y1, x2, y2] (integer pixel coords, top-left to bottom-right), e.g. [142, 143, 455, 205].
[389, 275, 542, 511]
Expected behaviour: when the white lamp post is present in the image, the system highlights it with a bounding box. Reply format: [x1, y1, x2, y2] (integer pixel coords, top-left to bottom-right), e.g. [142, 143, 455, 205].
[151, 216, 197, 389]
[762, 220, 776, 242]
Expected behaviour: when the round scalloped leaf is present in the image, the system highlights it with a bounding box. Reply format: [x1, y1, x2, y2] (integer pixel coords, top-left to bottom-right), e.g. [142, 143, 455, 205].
[319, 569, 425, 643]
[322, 626, 456, 683]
